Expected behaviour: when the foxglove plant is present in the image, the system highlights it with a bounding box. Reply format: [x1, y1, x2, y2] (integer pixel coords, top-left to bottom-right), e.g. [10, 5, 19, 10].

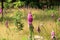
[27, 11, 34, 40]
[28, 11, 33, 25]
[51, 30, 56, 40]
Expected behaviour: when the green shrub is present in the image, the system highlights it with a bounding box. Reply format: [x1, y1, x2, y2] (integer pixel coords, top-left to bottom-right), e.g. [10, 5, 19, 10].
[5, 0, 12, 3]
[14, 10, 24, 31]
[13, 1, 25, 8]
[4, 0, 12, 9]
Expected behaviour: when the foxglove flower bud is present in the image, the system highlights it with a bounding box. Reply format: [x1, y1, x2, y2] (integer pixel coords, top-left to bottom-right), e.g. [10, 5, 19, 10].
[5, 20, 9, 28]
[37, 26, 40, 33]
[27, 11, 33, 25]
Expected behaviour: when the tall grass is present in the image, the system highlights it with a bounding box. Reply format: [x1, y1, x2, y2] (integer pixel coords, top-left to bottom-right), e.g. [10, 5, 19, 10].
[0, 8, 60, 40]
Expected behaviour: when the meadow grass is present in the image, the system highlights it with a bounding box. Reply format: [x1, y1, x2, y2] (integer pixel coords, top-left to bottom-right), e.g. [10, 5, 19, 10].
[0, 8, 60, 40]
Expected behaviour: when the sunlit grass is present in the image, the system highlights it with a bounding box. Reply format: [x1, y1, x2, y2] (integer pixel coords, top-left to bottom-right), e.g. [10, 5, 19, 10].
[0, 8, 60, 40]
[0, 20, 58, 40]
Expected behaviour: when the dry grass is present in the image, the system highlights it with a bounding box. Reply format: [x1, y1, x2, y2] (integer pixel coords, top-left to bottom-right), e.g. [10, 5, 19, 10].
[0, 20, 58, 40]
[0, 8, 60, 40]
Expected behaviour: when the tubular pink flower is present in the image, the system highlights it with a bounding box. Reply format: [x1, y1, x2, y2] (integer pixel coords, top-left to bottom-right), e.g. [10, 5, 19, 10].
[0, 8, 2, 14]
[27, 11, 33, 25]
[51, 30, 55, 39]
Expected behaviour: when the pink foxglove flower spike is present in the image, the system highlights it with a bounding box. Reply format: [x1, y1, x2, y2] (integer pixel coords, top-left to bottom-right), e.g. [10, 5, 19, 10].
[27, 11, 33, 25]
[51, 30, 56, 40]
[27, 11, 33, 40]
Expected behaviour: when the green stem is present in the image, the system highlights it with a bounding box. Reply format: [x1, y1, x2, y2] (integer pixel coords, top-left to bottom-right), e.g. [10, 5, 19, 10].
[29, 24, 34, 40]
[30, 31, 33, 40]
[1, 0, 3, 21]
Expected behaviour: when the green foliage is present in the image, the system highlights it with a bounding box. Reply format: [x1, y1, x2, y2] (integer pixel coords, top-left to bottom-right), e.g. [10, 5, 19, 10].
[5, 0, 12, 3]
[3, 0, 60, 8]
[56, 20, 60, 26]
[29, 2, 38, 8]
[13, 1, 25, 8]
[4, 2, 10, 9]
[2, 38, 6, 40]
[14, 10, 24, 31]
[4, 0, 12, 9]
[22, 36, 28, 40]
